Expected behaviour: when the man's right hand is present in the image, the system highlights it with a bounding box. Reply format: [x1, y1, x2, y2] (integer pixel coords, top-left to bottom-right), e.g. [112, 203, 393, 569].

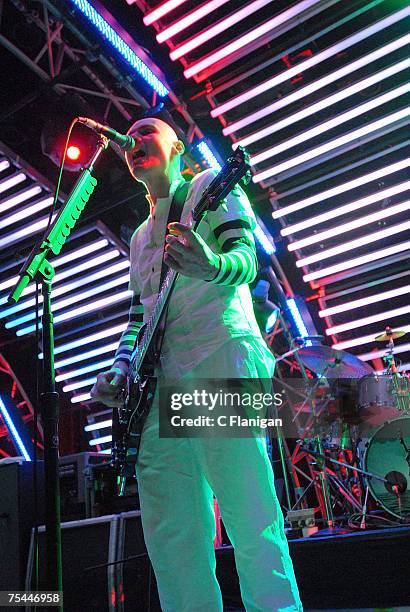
[90, 361, 129, 407]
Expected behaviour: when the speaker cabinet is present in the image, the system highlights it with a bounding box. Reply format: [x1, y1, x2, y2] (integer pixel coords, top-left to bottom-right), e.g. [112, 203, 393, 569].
[26, 511, 159, 612]
[0, 461, 44, 591]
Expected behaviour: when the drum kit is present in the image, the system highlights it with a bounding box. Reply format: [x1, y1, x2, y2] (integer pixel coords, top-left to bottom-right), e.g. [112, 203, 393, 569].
[284, 326, 410, 525]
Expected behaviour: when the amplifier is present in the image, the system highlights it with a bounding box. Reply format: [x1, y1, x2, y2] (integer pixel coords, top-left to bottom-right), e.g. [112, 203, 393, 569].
[0, 460, 44, 591]
[26, 511, 160, 612]
[59, 452, 107, 520]
[84, 462, 139, 518]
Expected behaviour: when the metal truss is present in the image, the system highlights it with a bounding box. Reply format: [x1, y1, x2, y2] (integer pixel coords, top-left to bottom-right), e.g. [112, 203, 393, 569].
[1, 0, 205, 147]
[0, 352, 43, 458]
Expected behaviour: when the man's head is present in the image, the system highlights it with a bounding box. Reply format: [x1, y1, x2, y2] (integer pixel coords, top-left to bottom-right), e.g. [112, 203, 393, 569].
[125, 118, 185, 184]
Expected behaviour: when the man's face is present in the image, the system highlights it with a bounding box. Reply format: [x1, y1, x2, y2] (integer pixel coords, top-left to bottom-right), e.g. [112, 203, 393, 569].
[125, 118, 180, 181]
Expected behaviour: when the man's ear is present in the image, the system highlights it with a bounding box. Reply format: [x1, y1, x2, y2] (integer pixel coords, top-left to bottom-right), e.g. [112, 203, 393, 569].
[174, 140, 185, 155]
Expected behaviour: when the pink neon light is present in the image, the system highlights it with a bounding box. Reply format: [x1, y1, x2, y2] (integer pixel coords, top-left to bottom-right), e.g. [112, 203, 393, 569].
[71, 393, 92, 404]
[223, 35, 410, 135]
[320, 286, 410, 318]
[143, 0, 189, 26]
[251, 84, 409, 167]
[288, 199, 410, 251]
[296, 220, 410, 268]
[211, 8, 410, 116]
[358, 343, 410, 362]
[277, 166, 409, 225]
[172, 0, 275, 61]
[237, 60, 409, 149]
[253, 108, 408, 183]
[303, 241, 410, 282]
[326, 305, 410, 335]
[156, 0, 232, 43]
[332, 325, 410, 351]
[285, 185, 409, 238]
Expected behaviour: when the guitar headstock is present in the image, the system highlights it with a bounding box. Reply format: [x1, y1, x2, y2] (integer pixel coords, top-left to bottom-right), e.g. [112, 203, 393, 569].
[230, 146, 252, 186]
[192, 146, 252, 221]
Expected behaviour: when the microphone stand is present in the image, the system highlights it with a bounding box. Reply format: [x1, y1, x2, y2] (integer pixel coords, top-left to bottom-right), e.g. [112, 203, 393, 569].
[8, 135, 109, 607]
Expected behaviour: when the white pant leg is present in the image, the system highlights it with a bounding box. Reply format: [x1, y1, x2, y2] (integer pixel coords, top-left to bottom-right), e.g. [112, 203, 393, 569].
[136, 395, 223, 612]
[186, 338, 302, 611]
[194, 436, 302, 612]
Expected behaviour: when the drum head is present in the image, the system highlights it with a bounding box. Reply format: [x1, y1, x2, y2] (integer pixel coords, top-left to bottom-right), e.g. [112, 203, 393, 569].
[364, 416, 410, 519]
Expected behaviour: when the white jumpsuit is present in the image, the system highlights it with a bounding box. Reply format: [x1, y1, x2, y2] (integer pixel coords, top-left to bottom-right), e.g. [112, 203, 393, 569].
[117, 171, 303, 611]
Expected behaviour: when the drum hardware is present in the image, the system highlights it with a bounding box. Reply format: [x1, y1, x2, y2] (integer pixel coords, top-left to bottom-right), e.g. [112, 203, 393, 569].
[299, 380, 343, 532]
[275, 347, 300, 363]
[358, 373, 402, 428]
[272, 372, 336, 523]
[324, 471, 362, 513]
[302, 446, 379, 517]
[360, 486, 369, 529]
[301, 446, 389, 485]
[375, 326, 410, 415]
[276, 329, 410, 526]
[282, 348, 364, 530]
[274, 335, 323, 364]
[275, 335, 324, 365]
[292, 377, 333, 422]
[287, 477, 317, 512]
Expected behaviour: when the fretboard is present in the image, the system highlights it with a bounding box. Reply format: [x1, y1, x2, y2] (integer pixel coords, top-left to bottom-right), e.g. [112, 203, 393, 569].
[129, 265, 178, 378]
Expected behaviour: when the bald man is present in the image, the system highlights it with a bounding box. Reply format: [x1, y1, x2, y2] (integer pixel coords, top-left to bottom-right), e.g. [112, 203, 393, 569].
[91, 118, 302, 612]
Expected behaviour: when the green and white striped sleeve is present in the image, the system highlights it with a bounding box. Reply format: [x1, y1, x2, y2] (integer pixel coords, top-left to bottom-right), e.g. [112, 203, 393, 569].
[114, 223, 145, 365]
[114, 293, 144, 365]
[205, 182, 257, 286]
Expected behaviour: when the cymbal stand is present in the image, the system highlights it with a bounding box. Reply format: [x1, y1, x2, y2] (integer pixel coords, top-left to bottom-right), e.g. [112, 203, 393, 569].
[263, 264, 343, 523]
[383, 331, 409, 415]
[360, 486, 369, 529]
[271, 312, 305, 512]
[310, 399, 336, 530]
[302, 360, 354, 531]
[276, 345, 339, 525]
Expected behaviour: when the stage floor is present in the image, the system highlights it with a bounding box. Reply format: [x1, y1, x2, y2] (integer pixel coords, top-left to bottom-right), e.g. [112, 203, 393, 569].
[27, 513, 410, 611]
[217, 526, 410, 610]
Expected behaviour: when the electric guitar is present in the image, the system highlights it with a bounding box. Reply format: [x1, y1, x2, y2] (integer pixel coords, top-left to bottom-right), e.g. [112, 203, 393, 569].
[111, 147, 251, 495]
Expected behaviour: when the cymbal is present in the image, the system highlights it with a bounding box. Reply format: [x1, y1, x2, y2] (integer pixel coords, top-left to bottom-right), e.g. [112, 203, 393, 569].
[374, 329, 407, 342]
[298, 345, 373, 378]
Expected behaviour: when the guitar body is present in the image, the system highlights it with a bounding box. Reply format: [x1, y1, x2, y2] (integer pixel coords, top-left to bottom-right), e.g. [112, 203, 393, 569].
[111, 326, 157, 487]
[111, 148, 251, 495]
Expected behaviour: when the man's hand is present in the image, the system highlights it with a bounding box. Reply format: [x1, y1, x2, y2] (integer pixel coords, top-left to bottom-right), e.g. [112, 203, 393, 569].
[164, 222, 220, 280]
[90, 361, 129, 407]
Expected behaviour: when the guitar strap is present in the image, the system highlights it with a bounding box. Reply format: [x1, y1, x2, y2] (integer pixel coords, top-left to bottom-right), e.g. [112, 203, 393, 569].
[160, 180, 189, 286]
[154, 180, 190, 361]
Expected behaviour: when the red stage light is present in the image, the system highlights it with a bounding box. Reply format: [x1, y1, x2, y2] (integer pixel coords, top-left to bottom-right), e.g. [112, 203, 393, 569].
[66, 145, 81, 161]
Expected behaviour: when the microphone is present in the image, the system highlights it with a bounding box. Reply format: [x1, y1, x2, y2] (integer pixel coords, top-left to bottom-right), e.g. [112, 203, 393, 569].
[77, 117, 135, 151]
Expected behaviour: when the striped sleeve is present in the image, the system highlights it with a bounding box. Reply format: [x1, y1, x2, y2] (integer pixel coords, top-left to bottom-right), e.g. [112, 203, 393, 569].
[210, 239, 257, 286]
[114, 292, 144, 365]
[205, 179, 258, 286]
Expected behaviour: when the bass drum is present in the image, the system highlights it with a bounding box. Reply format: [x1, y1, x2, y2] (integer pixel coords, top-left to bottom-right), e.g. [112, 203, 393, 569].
[363, 416, 410, 519]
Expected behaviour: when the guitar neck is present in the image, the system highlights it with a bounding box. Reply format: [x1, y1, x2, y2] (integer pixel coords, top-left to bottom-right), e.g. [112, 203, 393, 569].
[131, 266, 179, 373]
[130, 148, 250, 376]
